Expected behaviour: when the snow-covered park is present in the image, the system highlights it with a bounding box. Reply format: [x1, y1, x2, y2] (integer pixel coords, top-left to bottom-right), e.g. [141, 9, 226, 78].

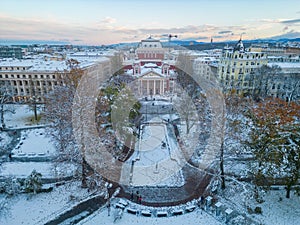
[0, 101, 299, 225]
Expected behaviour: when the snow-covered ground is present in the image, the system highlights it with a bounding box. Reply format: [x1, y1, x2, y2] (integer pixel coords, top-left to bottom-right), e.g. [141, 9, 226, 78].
[252, 190, 300, 225]
[0, 132, 12, 151]
[4, 104, 45, 128]
[11, 128, 55, 157]
[0, 161, 77, 178]
[120, 117, 185, 187]
[0, 181, 90, 225]
[218, 178, 300, 225]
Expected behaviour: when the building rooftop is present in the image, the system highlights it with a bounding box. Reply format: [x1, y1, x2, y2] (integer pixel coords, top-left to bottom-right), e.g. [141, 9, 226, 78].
[0, 56, 109, 72]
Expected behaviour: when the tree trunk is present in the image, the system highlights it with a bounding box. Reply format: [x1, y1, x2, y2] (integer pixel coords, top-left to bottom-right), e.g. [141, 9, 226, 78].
[0, 104, 5, 129]
[220, 142, 226, 189]
[186, 119, 190, 134]
[286, 185, 291, 198]
[81, 157, 87, 188]
[34, 102, 38, 121]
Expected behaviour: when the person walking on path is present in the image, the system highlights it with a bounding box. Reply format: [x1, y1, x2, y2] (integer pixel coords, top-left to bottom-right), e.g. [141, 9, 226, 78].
[107, 201, 111, 216]
[136, 191, 139, 202]
[130, 191, 134, 201]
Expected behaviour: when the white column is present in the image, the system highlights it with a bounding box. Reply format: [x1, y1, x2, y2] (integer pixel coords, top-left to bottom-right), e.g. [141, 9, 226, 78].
[153, 79, 156, 95]
[147, 80, 149, 95]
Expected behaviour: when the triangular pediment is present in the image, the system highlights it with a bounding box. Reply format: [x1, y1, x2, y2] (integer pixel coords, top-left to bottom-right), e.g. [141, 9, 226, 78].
[140, 70, 165, 78]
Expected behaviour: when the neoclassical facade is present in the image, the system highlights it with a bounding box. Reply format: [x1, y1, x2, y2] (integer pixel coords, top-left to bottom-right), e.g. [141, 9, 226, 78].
[137, 70, 174, 96]
[124, 37, 177, 97]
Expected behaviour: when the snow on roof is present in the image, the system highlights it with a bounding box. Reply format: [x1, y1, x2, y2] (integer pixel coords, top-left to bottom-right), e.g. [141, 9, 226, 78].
[0, 56, 109, 72]
[194, 57, 217, 62]
[143, 63, 158, 68]
[268, 62, 300, 69]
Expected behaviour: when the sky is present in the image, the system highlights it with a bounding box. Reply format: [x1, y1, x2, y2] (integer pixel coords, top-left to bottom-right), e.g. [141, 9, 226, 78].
[0, 0, 300, 45]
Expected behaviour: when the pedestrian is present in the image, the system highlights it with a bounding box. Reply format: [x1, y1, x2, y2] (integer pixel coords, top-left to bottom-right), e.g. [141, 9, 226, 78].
[107, 201, 111, 216]
[138, 195, 142, 204]
[136, 191, 139, 202]
[130, 191, 134, 201]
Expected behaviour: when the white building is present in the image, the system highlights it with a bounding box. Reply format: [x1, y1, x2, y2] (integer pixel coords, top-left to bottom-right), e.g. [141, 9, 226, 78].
[0, 55, 111, 102]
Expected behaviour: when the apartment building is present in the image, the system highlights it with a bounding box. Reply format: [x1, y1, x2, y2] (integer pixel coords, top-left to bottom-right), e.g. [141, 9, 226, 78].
[217, 39, 268, 95]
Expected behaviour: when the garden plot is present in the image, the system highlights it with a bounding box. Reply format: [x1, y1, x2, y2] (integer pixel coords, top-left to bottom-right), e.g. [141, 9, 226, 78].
[120, 118, 186, 187]
[11, 128, 56, 158]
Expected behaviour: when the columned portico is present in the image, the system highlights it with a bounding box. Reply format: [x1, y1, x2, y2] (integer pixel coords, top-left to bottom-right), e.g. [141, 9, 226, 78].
[137, 70, 172, 96]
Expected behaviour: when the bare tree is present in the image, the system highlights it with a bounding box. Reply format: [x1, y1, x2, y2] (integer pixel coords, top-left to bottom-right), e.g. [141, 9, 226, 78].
[174, 91, 198, 134]
[0, 86, 14, 130]
[44, 59, 83, 179]
[252, 65, 281, 100]
[110, 52, 124, 76]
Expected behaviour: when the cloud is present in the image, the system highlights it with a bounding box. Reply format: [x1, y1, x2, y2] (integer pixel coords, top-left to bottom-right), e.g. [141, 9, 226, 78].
[260, 18, 300, 24]
[218, 30, 232, 34]
[0, 14, 261, 45]
[181, 36, 209, 41]
[280, 18, 300, 24]
[269, 31, 300, 40]
[101, 17, 116, 24]
[283, 26, 289, 32]
[212, 35, 225, 39]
